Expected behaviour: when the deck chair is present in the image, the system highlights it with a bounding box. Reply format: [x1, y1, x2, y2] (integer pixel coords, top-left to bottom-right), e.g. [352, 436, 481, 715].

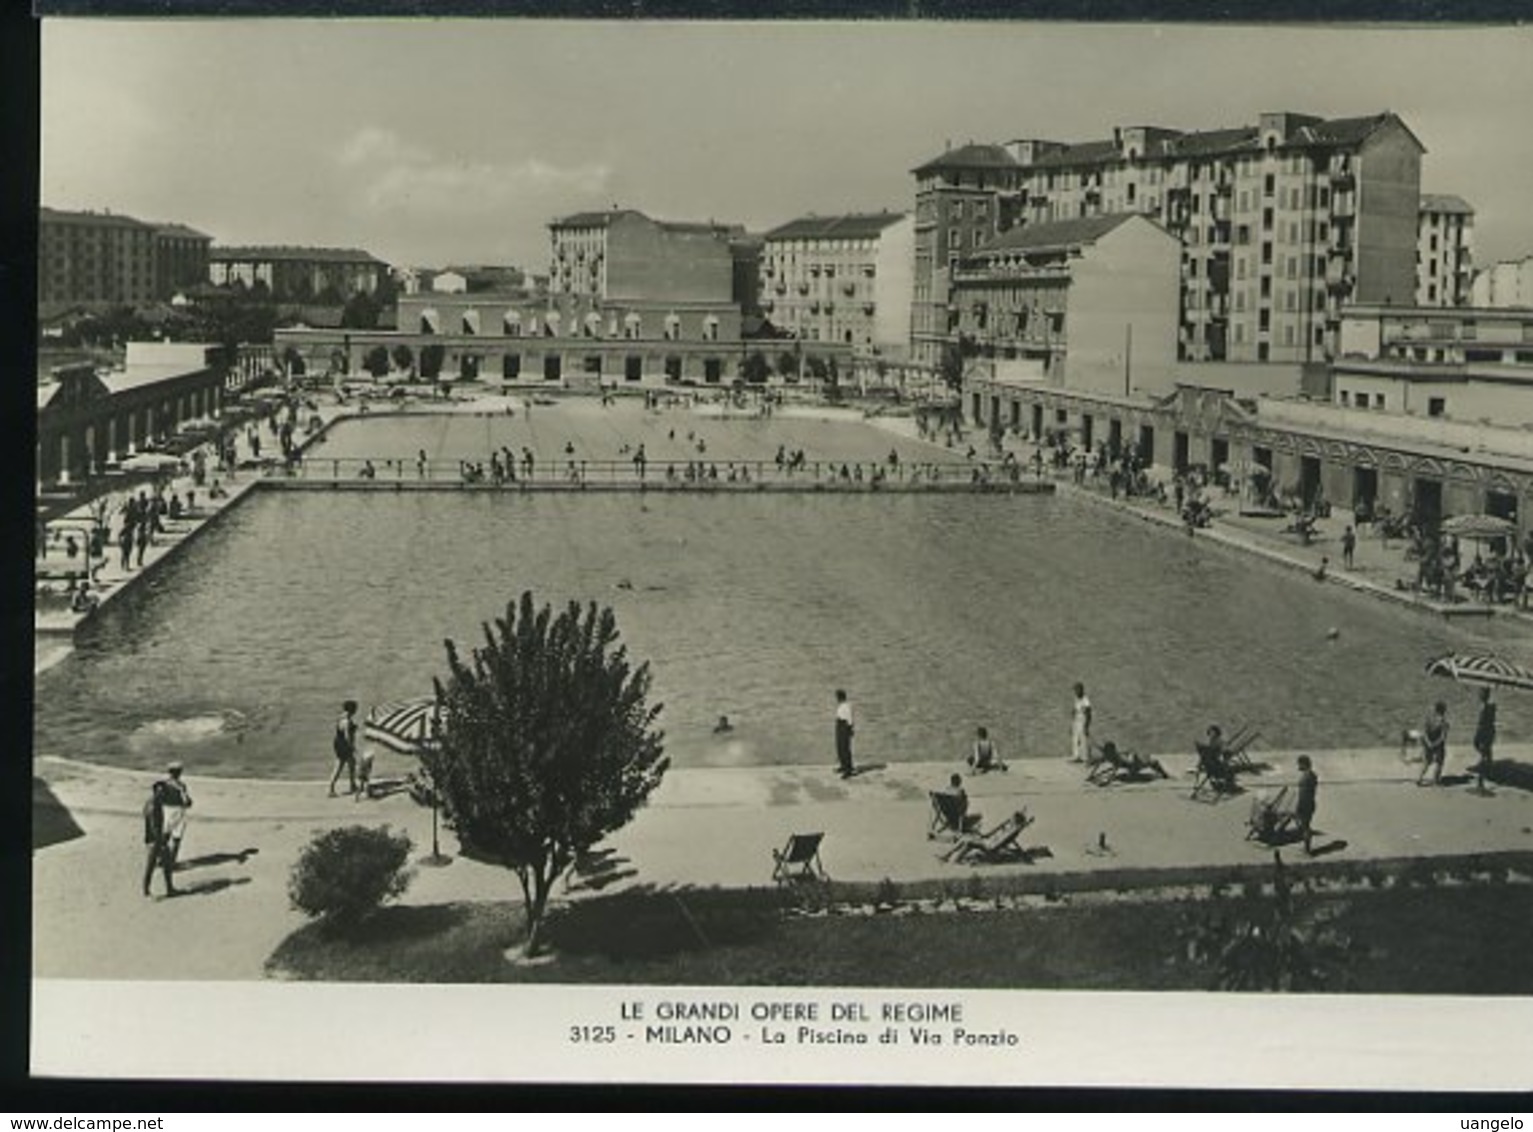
[928, 791, 981, 839]
[1191, 741, 1240, 801]
[943, 810, 1034, 865]
[1246, 787, 1297, 845]
[1221, 725, 1262, 773]
[772, 832, 828, 884]
[1086, 741, 1169, 786]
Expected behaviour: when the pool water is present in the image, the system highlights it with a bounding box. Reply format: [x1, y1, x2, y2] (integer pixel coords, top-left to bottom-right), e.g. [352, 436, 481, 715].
[32, 484, 1533, 779]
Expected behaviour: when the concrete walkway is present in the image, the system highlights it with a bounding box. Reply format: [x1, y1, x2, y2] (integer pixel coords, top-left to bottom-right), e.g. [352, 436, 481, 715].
[32, 743, 1533, 981]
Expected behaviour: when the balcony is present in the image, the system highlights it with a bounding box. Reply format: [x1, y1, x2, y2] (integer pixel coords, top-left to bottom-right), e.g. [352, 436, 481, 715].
[863, 303, 876, 315]
[1330, 168, 1356, 191]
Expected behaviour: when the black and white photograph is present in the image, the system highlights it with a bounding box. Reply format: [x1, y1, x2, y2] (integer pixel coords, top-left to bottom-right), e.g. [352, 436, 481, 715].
[26, 14, 1533, 1091]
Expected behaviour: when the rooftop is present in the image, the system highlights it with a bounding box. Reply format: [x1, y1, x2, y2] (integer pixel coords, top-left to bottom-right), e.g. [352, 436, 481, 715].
[39, 207, 152, 230]
[911, 142, 1018, 175]
[969, 212, 1145, 256]
[210, 246, 385, 265]
[1421, 194, 1475, 216]
[763, 211, 909, 241]
[153, 222, 213, 241]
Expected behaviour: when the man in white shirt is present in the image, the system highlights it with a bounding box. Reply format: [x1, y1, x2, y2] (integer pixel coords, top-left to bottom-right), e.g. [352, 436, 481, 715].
[834, 689, 856, 778]
[1070, 682, 1093, 763]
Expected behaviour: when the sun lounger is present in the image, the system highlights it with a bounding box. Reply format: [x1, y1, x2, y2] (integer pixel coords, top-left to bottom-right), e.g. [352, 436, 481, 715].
[1221, 724, 1262, 772]
[1246, 787, 1297, 845]
[772, 832, 828, 885]
[942, 810, 1033, 865]
[928, 791, 981, 839]
[1086, 741, 1169, 786]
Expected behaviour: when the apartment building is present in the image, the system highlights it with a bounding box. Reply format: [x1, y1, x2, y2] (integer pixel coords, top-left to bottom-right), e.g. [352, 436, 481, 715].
[1417, 194, 1475, 307]
[208, 246, 385, 301]
[911, 111, 1425, 367]
[39, 208, 160, 306]
[1472, 255, 1533, 309]
[953, 213, 1180, 401]
[760, 211, 914, 352]
[548, 209, 743, 305]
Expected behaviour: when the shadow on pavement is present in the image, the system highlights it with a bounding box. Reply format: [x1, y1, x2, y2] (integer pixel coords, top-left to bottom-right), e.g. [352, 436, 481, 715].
[1485, 760, 1533, 793]
[177, 848, 260, 871]
[33, 777, 85, 851]
[171, 876, 253, 897]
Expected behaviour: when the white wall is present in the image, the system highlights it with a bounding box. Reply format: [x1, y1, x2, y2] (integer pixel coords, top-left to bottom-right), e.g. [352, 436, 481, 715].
[1066, 217, 1180, 398]
[872, 215, 915, 352]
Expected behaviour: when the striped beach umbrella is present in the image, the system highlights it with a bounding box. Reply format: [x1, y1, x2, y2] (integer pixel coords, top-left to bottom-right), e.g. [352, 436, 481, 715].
[1425, 652, 1533, 691]
[363, 696, 441, 752]
[1440, 514, 1517, 542]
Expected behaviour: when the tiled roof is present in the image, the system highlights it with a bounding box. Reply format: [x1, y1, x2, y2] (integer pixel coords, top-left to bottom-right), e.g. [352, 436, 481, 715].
[551, 209, 645, 228]
[209, 246, 385, 264]
[1164, 126, 1259, 159]
[970, 213, 1143, 255]
[763, 212, 909, 241]
[912, 143, 1019, 175]
[40, 207, 152, 230]
[1421, 193, 1474, 216]
[1029, 139, 1123, 169]
[154, 223, 212, 241]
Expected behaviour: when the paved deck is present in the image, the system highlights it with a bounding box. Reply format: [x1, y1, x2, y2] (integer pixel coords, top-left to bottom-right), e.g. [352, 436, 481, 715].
[32, 744, 1533, 981]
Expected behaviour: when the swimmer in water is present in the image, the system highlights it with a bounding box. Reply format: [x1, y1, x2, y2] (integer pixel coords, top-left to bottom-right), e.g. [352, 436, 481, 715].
[713, 715, 734, 734]
[616, 578, 634, 590]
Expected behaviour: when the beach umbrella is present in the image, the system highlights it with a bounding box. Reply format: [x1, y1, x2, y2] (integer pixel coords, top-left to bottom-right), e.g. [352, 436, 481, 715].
[1425, 651, 1533, 691]
[364, 695, 450, 864]
[1439, 514, 1516, 542]
[363, 696, 440, 752]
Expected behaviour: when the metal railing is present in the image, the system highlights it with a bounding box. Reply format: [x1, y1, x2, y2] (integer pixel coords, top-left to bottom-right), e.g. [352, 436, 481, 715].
[265, 454, 1051, 492]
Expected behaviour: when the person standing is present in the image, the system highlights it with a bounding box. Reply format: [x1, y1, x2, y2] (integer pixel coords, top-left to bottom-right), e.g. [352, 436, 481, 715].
[329, 699, 360, 796]
[142, 762, 192, 897]
[1418, 700, 1450, 787]
[1294, 755, 1318, 856]
[1341, 525, 1357, 570]
[1473, 685, 1497, 791]
[833, 689, 856, 778]
[1069, 682, 1093, 763]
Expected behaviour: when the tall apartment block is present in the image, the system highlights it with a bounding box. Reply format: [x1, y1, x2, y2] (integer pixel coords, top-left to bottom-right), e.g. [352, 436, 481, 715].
[911, 112, 1425, 367]
[40, 208, 213, 307]
[1416, 194, 1475, 307]
[548, 209, 744, 305]
[760, 211, 914, 352]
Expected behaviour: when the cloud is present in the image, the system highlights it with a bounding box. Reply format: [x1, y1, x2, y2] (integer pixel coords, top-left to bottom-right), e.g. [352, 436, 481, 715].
[336, 126, 611, 220]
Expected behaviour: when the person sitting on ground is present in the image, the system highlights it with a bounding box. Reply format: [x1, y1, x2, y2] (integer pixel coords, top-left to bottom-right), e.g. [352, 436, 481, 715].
[69, 580, 99, 614]
[967, 726, 1007, 773]
[713, 714, 734, 734]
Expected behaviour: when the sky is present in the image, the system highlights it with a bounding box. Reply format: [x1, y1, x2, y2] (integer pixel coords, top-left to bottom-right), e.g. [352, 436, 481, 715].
[39, 19, 1533, 271]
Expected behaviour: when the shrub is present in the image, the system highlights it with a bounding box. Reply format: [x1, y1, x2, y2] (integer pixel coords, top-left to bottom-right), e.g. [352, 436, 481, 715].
[289, 824, 415, 928]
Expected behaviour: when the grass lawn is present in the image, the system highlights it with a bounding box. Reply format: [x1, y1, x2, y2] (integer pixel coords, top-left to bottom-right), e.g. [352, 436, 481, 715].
[266, 878, 1533, 993]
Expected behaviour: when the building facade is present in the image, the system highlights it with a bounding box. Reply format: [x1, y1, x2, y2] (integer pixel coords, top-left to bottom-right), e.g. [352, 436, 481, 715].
[208, 246, 385, 302]
[548, 209, 741, 305]
[1416, 194, 1475, 307]
[760, 212, 915, 352]
[949, 213, 1181, 398]
[36, 343, 228, 486]
[1472, 256, 1533, 309]
[911, 112, 1425, 368]
[39, 208, 159, 306]
[153, 223, 214, 300]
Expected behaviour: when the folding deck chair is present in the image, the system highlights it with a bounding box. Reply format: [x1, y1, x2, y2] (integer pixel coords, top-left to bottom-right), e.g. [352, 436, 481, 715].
[772, 832, 829, 884]
[927, 791, 982, 839]
[1246, 787, 1298, 846]
[942, 810, 1034, 865]
[1221, 724, 1262, 773]
[1190, 740, 1240, 801]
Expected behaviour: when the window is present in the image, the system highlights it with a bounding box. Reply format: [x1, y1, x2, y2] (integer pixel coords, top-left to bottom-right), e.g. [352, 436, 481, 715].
[1375, 395, 1386, 411]
[1355, 392, 1369, 409]
[1428, 397, 1446, 417]
[1260, 276, 1272, 299]
[1340, 391, 1350, 406]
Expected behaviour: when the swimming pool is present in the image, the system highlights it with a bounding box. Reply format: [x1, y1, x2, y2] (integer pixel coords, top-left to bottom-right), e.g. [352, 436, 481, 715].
[32, 476, 1533, 779]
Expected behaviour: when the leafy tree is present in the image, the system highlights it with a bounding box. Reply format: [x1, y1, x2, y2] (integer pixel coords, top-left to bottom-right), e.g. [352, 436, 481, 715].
[742, 351, 770, 385]
[341, 289, 382, 330]
[364, 345, 391, 377]
[419, 343, 446, 380]
[391, 344, 415, 373]
[804, 354, 828, 381]
[422, 592, 668, 958]
[776, 351, 799, 379]
[939, 339, 967, 390]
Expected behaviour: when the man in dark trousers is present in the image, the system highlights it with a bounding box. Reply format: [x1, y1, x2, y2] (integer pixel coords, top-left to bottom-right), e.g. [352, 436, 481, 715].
[1473, 685, 1497, 792]
[1294, 755, 1318, 856]
[833, 689, 856, 778]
